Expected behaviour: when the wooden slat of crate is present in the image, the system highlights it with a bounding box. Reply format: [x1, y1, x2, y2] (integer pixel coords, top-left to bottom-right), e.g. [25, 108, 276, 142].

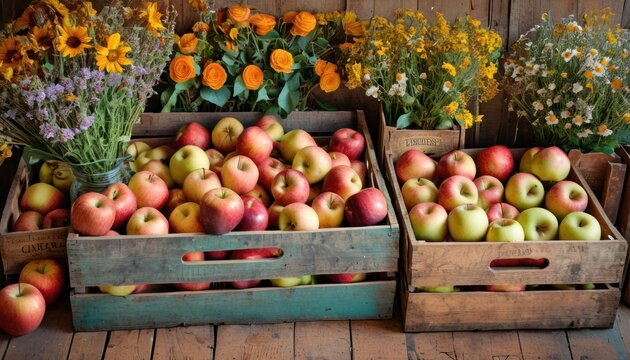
[617, 146, 630, 240]
[70, 281, 396, 332]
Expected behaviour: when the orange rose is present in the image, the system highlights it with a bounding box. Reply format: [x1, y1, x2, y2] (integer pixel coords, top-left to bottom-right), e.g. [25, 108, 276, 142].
[242, 64, 264, 90]
[344, 20, 365, 37]
[249, 14, 276, 36]
[169, 55, 196, 83]
[314, 59, 337, 77]
[227, 5, 250, 26]
[290, 11, 316, 37]
[270, 49, 294, 73]
[178, 33, 198, 54]
[192, 21, 209, 33]
[283, 11, 297, 24]
[319, 71, 341, 93]
[202, 62, 227, 90]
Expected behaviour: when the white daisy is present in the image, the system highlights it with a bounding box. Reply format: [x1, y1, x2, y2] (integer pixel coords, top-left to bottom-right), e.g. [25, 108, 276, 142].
[545, 111, 559, 125]
[532, 100, 544, 112]
[572, 83, 583, 93]
[577, 129, 593, 138]
[562, 49, 578, 62]
[365, 86, 379, 98]
[548, 83, 556, 90]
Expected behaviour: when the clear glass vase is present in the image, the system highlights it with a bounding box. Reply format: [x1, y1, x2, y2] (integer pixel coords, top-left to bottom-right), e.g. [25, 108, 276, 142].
[69, 160, 129, 202]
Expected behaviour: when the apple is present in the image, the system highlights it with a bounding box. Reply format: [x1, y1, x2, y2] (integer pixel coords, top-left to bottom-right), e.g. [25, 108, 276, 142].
[237, 195, 269, 231]
[174, 121, 211, 150]
[127, 170, 169, 210]
[38, 160, 66, 184]
[140, 160, 175, 189]
[182, 168, 221, 203]
[484, 284, 526, 292]
[267, 202, 285, 230]
[475, 145, 514, 182]
[437, 175, 478, 212]
[401, 177, 438, 211]
[409, 202, 448, 242]
[420, 285, 457, 293]
[308, 182, 322, 204]
[278, 129, 317, 163]
[245, 184, 270, 207]
[169, 144, 211, 186]
[328, 151, 351, 168]
[270, 274, 313, 287]
[292, 145, 333, 184]
[474, 175, 504, 210]
[519, 146, 543, 173]
[134, 144, 176, 170]
[0, 283, 46, 336]
[126, 141, 151, 161]
[328, 128, 365, 160]
[545, 180, 588, 220]
[20, 182, 66, 215]
[102, 182, 138, 230]
[395, 149, 437, 183]
[19, 259, 65, 305]
[279, 203, 319, 231]
[311, 191, 345, 228]
[132, 284, 154, 294]
[13, 211, 43, 231]
[350, 160, 367, 186]
[486, 219, 525, 242]
[71, 192, 116, 236]
[169, 202, 205, 233]
[98, 284, 137, 296]
[257, 157, 288, 192]
[558, 211, 601, 240]
[254, 115, 284, 141]
[51, 166, 74, 195]
[229, 248, 281, 287]
[103, 230, 120, 236]
[531, 146, 571, 182]
[164, 188, 187, 216]
[344, 187, 388, 227]
[486, 202, 520, 223]
[236, 126, 274, 165]
[326, 273, 367, 283]
[199, 187, 244, 234]
[271, 169, 310, 205]
[221, 155, 259, 195]
[437, 150, 476, 181]
[42, 208, 70, 229]
[205, 250, 230, 260]
[126, 207, 169, 235]
[321, 165, 363, 201]
[516, 207, 559, 241]
[212, 116, 244, 154]
[173, 251, 211, 291]
[206, 148, 225, 174]
[447, 204, 488, 242]
[504, 172, 545, 211]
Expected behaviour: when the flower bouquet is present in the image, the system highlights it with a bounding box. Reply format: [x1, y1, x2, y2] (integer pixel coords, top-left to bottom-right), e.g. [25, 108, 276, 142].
[0, 0, 175, 195]
[503, 10, 630, 154]
[161, 1, 362, 117]
[341, 9, 502, 130]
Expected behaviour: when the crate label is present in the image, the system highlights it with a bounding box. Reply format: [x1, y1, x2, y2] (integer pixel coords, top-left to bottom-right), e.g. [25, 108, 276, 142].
[2, 228, 68, 275]
[498, 247, 533, 258]
[403, 135, 443, 148]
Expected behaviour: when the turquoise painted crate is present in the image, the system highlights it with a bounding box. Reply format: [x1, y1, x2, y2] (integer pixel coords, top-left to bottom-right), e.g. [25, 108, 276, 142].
[68, 110, 400, 331]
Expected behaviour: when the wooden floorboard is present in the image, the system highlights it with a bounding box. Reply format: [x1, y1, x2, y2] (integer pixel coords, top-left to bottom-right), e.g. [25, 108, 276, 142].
[406, 332, 456, 360]
[294, 321, 351, 360]
[518, 330, 572, 360]
[567, 325, 627, 360]
[452, 330, 523, 360]
[351, 319, 408, 360]
[153, 325, 214, 360]
[103, 329, 155, 360]
[67, 331, 108, 360]
[0, 332, 9, 359]
[617, 305, 630, 359]
[214, 323, 294, 360]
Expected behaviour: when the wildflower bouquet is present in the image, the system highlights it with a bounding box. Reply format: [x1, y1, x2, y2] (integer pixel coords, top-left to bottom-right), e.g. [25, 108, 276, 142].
[161, 2, 361, 117]
[342, 10, 502, 130]
[503, 10, 630, 154]
[0, 0, 175, 184]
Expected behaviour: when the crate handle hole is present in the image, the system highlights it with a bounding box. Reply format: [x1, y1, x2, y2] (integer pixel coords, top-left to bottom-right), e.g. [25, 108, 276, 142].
[489, 258, 549, 270]
[181, 248, 284, 262]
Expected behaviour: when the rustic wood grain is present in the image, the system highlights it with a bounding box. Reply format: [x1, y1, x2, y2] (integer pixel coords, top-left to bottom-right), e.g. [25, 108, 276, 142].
[346, 0, 375, 19]
[351, 319, 408, 360]
[518, 330, 573, 360]
[579, 0, 625, 24]
[568, 325, 628, 360]
[0, 332, 9, 359]
[623, 0, 630, 27]
[452, 330, 523, 359]
[406, 332, 456, 360]
[104, 329, 155, 360]
[153, 326, 214, 360]
[214, 323, 294, 360]
[294, 321, 351, 360]
[67, 331, 108, 360]
[616, 305, 630, 359]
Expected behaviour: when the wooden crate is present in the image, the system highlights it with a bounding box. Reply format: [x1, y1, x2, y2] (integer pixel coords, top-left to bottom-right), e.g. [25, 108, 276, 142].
[568, 150, 627, 224]
[384, 147, 627, 332]
[68, 110, 400, 331]
[617, 146, 630, 241]
[0, 159, 69, 280]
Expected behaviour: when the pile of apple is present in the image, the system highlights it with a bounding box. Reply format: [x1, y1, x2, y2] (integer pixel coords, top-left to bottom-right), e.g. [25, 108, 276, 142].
[64, 116, 389, 294]
[395, 145, 601, 292]
[0, 258, 66, 336]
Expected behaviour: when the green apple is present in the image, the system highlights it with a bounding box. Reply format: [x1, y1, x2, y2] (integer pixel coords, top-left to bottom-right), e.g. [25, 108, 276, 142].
[408, 202, 448, 242]
[420, 285, 457, 293]
[519, 147, 543, 173]
[270, 275, 313, 287]
[211, 117, 244, 154]
[278, 129, 317, 163]
[401, 178, 438, 211]
[504, 172, 545, 211]
[99, 284, 137, 296]
[558, 211, 601, 240]
[516, 207, 558, 241]
[134, 144, 176, 170]
[486, 218, 525, 242]
[531, 146, 571, 182]
[169, 144, 211, 186]
[51, 166, 75, 195]
[447, 204, 488, 242]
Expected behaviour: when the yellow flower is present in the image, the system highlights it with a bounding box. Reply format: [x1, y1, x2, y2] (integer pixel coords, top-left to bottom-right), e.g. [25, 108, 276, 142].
[95, 33, 133, 73]
[443, 101, 458, 115]
[441, 62, 456, 77]
[583, 70, 593, 79]
[561, 72, 568, 78]
[56, 24, 92, 58]
[475, 115, 484, 123]
[0, 144, 12, 159]
[585, 82, 593, 91]
[611, 78, 623, 90]
[229, 28, 239, 40]
[139, 2, 165, 36]
[606, 31, 617, 44]
[78, 2, 97, 18]
[624, 113, 630, 125]
[30, 24, 54, 51]
[43, 0, 69, 18]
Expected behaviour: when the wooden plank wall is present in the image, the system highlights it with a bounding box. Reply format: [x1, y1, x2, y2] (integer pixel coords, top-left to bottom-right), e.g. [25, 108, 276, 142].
[1, 0, 628, 146]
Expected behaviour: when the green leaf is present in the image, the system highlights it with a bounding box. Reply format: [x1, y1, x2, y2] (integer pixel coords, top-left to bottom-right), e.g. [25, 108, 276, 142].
[175, 79, 195, 91]
[278, 74, 301, 115]
[256, 87, 271, 103]
[222, 54, 236, 66]
[160, 88, 174, 106]
[315, 38, 329, 49]
[42, 62, 54, 72]
[233, 75, 247, 97]
[258, 29, 280, 41]
[297, 31, 316, 51]
[396, 113, 412, 129]
[200, 86, 231, 107]
[402, 94, 415, 106]
[265, 105, 280, 116]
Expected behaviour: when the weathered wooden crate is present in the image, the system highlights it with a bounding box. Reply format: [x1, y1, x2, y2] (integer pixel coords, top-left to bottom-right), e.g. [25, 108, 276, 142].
[68, 110, 400, 331]
[384, 147, 627, 332]
[0, 159, 69, 280]
[568, 150, 627, 224]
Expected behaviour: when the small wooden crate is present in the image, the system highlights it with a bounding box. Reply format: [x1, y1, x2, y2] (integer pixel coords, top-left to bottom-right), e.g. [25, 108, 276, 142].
[68, 110, 400, 331]
[384, 147, 627, 332]
[0, 159, 69, 280]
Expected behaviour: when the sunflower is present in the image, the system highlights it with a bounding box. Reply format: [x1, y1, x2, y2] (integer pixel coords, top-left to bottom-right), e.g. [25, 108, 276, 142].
[42, 0, 69, 18]
[56, 23, 92, 58]
[0, 36, 26, 71]
[139, 2, 165, 36]
[95, 33, 133, 73]
[30, 24, 55, 51]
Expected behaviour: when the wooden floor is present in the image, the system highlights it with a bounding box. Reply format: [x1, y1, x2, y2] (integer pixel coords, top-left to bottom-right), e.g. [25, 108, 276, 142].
[1, 296, 630, 360]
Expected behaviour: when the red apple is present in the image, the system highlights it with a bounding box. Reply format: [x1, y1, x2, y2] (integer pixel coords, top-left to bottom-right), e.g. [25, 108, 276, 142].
[228, 248, 279, 289]
[71, 192, 116, 236]
[206, 148, 225, 174]
[531, 146, 571, 182]
[254, 115, 284, 141]
[102, 182, 138, 230]
[221, 155, 259, 194]
[475, 145, 515, 183]
[0, 283, 46, 336]
[13, 211, 43, 232]
[19, 182, 66, 216]
[350, 160, 367, 187]
[344, 187, 388, 227]
[236, 126, 274, 165]
[437, 175, 479, 212]
[278, 129, 317, 163]
[484, 284, 526, 292]
[328, 151, 351, 168]
[437, 150, 476, 181]
[127, 170, 169, 210]
[395, 149, 437, 183]
[545, 180, 588, 220]
[132, 284, 154, 293]
[311, 191, 345, 228]
[326, 273, 367, 283]
[487, 202, 521, 223]
[328, 128, 365, 160]
[257, 157, 288, 192]
[292, 145, 333, 184]
[212, 117, 244, 154]
[474, 175, 504, 210]
[173, 252, 211, 291]
[182, 168, 221, 203]
[19, 259, 65, 305]
[237, 195, 269, 231]
[199, 187, 244, 234]
[103, 230, 120, 236]
[308, 182, 322, 204]
[205, 250, 230, 260]
[267, 202, 285, 230]
[169, 202, 205, 233]
[278, 203, 320, 231]
[42, 208, 70, 229]
[321, 165, 363, 201]
[245, 184, 270, 207]
[164, 188, 186, 216]
[271, 169, 310, 205]
[140, 160, 176, 189]
[174, 121, 211, 150]
[401, 178, 438, 211]
[126, 207, 170, 235]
